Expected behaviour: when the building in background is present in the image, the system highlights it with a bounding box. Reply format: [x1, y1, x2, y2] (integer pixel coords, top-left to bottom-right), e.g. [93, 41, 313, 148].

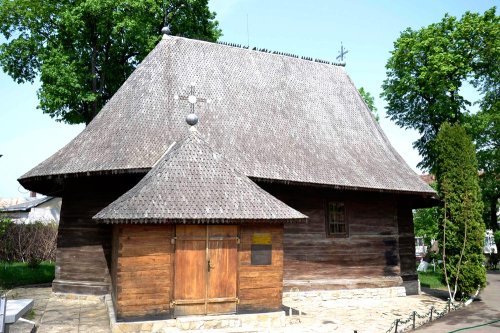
[0, 193, 61, 223]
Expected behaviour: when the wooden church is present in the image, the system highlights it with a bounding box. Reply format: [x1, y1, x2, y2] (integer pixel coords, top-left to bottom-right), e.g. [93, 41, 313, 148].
[19, 31, 436, 320]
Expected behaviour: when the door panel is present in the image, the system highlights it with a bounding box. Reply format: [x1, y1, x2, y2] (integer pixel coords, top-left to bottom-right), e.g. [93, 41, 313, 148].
[174, 225, 207, 316]
[207, 226, 238, 314]
[174, 225, 238, 317]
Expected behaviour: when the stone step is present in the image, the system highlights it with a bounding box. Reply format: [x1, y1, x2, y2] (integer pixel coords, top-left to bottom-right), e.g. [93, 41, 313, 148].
[107, 293, 285, 333]
[176, 315, 242, 330]
[175, 312, 284, 331]
[182, 328, 261, 333]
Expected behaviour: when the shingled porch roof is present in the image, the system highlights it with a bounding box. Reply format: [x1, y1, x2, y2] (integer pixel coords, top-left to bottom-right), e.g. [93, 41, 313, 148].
[93, 129, 307, 224]
[20, 35, 434, 196]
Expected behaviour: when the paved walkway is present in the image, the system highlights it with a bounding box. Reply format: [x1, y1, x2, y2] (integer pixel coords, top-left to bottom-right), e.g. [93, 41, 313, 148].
[417, 271, 500, 333]
[7, 285, 110, 333]
[6, 285, 51, 333]
[282, 291, 449, 332]
[5, 281, 485, 333]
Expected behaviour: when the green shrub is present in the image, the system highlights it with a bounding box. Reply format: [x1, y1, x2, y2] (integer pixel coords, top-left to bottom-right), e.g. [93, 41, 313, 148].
[0, 218, 12, 237]
[0, 221, 58, 263]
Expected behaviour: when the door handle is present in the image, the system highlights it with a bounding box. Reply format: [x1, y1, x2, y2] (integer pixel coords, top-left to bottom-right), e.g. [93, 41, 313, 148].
[208, 260, 215, 272]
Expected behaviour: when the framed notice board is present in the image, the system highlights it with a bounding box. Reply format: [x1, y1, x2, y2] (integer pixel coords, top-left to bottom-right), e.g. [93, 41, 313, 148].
[251, 233, 272, 265]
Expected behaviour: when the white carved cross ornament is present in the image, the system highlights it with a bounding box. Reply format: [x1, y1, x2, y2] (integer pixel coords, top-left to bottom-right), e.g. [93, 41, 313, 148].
[174, 83, 211, 114]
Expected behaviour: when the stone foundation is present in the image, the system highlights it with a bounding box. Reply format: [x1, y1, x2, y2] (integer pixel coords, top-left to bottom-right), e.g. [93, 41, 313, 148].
[403, 279, 421, 295]
[53, 292, 106, 302]
[282, 286, 407, 303]
[284, 276, 403, 291]
[106, 295, 285, 332]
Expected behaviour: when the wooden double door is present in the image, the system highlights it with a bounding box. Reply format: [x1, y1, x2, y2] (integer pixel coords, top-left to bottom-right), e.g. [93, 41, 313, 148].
[174, 225, 238, 317]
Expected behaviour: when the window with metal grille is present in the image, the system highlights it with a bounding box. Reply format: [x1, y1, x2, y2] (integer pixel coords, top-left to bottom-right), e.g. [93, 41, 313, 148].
[327, 202, 348, 237]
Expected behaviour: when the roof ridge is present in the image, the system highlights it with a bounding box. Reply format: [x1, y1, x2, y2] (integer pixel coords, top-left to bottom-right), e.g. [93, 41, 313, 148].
[152, 129, 210, 167]
[215, 40, 346, 67]
[168, 130, 252, 182]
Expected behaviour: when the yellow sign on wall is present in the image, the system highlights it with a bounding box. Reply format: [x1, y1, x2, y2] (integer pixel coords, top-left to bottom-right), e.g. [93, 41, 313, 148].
[252, 233, 272, 244]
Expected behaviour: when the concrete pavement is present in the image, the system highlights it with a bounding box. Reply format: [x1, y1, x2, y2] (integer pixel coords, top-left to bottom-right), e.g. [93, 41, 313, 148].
[417, 271, 500, 332]
[8, 274, 499, 333]
[7, 284, 448, 333]
[7, 285, 110, 333]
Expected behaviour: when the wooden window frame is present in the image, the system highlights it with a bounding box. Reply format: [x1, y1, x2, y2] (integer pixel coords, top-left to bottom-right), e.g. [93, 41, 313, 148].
[326, 201, 348, 238]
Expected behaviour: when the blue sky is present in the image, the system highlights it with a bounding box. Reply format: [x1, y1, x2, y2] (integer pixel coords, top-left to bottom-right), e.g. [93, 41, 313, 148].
[0, 0, 497, 198]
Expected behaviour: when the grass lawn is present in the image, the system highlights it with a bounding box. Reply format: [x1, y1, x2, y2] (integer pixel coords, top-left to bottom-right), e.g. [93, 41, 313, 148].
[0, 261, 55, 290]
[418, 269, 446, 289]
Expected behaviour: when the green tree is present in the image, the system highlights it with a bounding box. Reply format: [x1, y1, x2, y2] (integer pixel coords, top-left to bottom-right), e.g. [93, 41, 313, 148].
[0, 0, 221, 125]
[414, 182, 439, 246]
[471, 106, 500, 230]
[414, 209, 439, 247]
[358, 87, 379, 122]
[381, 8, 499, 171]
[435, 123, 485, 300]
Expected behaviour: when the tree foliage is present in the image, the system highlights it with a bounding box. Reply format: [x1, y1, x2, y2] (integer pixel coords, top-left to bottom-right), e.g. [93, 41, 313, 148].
[414, 207, 439, 246]
[471, 104, 500, 229]
[381, 7, 499, 171]
[358, 87, 379, 122]
[0, 0, 222, 125]
[435, 123, 485, 299]
[414, 182, 439, 246]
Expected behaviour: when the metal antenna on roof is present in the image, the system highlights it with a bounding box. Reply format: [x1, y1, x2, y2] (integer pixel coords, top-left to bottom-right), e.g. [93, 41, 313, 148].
[336, 42, 349, 63]
[163, 0, 167, 26]
[161, 0, 170, 37]
[161, 1, 185, 37]
[246, 14, 250, 48]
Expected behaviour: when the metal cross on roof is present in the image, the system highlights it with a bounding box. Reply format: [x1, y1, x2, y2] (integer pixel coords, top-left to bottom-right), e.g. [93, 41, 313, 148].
[336, 42, 349, 62]
[174, 83, 211, 114]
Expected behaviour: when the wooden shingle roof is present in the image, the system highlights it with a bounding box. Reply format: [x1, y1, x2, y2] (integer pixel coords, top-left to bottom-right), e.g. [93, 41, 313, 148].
[20, 35, 434, 196]
[93, 129, 307, 224]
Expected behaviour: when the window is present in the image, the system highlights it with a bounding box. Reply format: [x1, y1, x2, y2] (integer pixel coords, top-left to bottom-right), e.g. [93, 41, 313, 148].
[327, 201, 348, 237]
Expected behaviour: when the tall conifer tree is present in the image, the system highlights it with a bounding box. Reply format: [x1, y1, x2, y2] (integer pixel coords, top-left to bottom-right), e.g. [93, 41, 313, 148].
[435, 123, 485, 299]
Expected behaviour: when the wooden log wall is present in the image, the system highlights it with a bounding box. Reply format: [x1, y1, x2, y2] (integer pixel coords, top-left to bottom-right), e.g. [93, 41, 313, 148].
[113, 225, 174, 320]
[238, 225, 284, 313]
[258, 183, 404, 291]
[53, 174, 144, 295]
[397, 203, 417, 282]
